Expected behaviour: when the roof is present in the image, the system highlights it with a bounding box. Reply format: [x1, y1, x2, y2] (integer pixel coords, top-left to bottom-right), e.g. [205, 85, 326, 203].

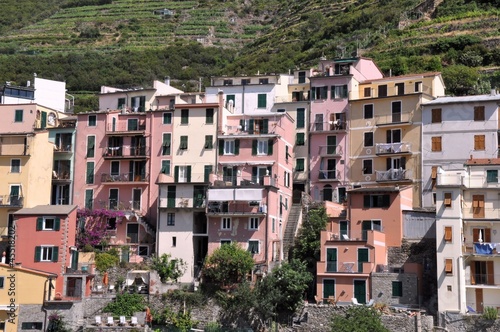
[0, 263, 57, 277]
[423, 93, 500, 105]
[464, 158, 500, 166]
[361, 72, 441, 84]
[14, 205, 78, 215]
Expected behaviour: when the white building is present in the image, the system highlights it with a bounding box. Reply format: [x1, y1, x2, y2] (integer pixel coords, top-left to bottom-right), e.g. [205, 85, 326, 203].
[421, 91, 500, 208]
[436, 158, 500, 321]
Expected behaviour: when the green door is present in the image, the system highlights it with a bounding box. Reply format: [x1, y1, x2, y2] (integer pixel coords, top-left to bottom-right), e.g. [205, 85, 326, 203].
[362, 220, 372, 241]
[167, 186, 176, 208]
[327, 136, 337, 155]
[323, 280, 335, 303]
[41, 111, 47, 129]
[354, 280, 366, 304]
[358, 248, 369, 273]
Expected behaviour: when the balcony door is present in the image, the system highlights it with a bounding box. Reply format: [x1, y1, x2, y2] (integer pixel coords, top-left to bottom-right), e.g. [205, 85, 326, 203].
[326, 136, 337, 155]
[354, 280, 366, 304]
[391, 101, 402, 123]
[323, 279, 335, 302]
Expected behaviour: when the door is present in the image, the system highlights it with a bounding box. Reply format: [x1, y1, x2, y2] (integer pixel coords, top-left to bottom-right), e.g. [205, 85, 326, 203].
[41, 111, 47, 129]
[354, 280, 366, 304]
[323, 280, 335, 302]
[109, 189, 118, 210]
[112, 117, 116, 132]
[327, 159, 336, 179]
[315, 114, 323, 131]
[475, 288, 484, 313]
[132, 189, 141, 210]
[167, 186, 176, 208]
[362, 221, 372, 241]
[392, 101, 401, 123]
[323, 185, 333, 202]
[327, 136, 337, 155]
[358, 248, 369, 273]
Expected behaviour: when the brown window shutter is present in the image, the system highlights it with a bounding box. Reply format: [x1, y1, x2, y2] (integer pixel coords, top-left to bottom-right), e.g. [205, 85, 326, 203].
[431, 166, 437, 179]
[444, 226, 452, 242]
[485, 228, 491, 242]
[470, 263, 476, 285]
[444, 193, 452, 207]
[473, 229, 480, 242]
[487, 261, 494, 285]
[445, 259, 453, 274]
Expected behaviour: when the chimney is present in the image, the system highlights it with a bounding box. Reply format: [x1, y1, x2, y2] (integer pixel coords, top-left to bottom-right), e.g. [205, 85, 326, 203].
[164, 76, 170, 86]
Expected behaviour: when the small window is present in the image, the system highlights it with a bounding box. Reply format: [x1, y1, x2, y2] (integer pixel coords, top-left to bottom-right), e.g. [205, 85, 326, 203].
[206, 108, 214, 124]
[431, 137, 442, 152]
[248, 240, 259, 254]
[222, 217, 231, 230]
[474, 135, 485, 150]
[0, 276, 4, 289]
[363, 87, 371, 97]
[415, 81, 422, 92]
[85, 189, 93, 210]
[364, 132, 373, 147]
[15, 109, 23, 122]
[127, 118, 138, 131]
[163, 112, 172, 124]
[161, 160, 171, 175]
[118, 97, 126, 109]
[431, 108, 442, 123]
[167, 213, 175, 226]
[445, 258, 453, 274]
[221, 240, 231, 246]
[444, 226, 452, 242]
[249, 217, 259, 230]
[259, 78, 269, 84]
[392, 281, 403, 297]
[39, 217, 60, 231]
[88, 115, 97, 126]
[223, 79, 233, 86]
[162, 133, 171, 155]
[487, 170, 498, 183]
[204, 135, 213, 149]
[181, 109, 189, 124]
[241, 79, 251, 85]
[37, 246, 58, 262]
[257, 140, 269, 155]
[431, 166, 438, 179]
[172, 237, 177, 247]
[296, 133, 305, 146]
[86, 161, 94, 184]
[11, 159, 20, 173]
[444, 192, 452, 207]
[224, 140, 235, 155]
[474, 106, 485, 121]
[378, 85, 387, 97]
[21, 322, 43, 330]
[179, 136, 188, 150]
[296, 108, 305, 128]
[257, 94, 267, 108]
[296, 158, 305, 172]
[363, 104, 373, 119]
[362, 160, 373, 175]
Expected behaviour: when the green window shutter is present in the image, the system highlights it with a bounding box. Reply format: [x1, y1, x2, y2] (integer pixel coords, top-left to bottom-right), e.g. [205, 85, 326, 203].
[181, 109, 189, 124]
[161, 160, 171, 174]
[52, 246, 59, 262]
[218, 139, 224, 155]
[363, 195, 371, 208]
[239, 119, 245, 131]
[296, 159, 304, 171]
[342, 85, 348, 98]
[204, 165, 213, 183]
[321, 87, 328, 99]
[234, 139, 240, 155]
[54, 217, 60, 231]
[297, 108, 305, 128]
[257, 94, 267, 108]
[262, 119, 269, 134]
[15, 110, 23, 122]
[311, 88, 316, 101]
[268, 139, 273, 155]
[163, 134, 171, 155]
[36, 217, 43, 231]
[86, 162, 94, 184]
[174, 166, 179, 182]
[87, 136, 95, 158]
[206, 108, 214, 124]
[248, 119, 254, 134]
[296, 133, 305, 145]
[180, 136, 188, 150]
[85, 189, 93, 210]
[252, 167, 258, 182]
[487, 170, 498, 183]
[187, 166, 192, 183]
[205, 135, 213, 149]
[252, 140, 257, 156]
[34, 246, 41, 262]
[267, 166, 272, 177]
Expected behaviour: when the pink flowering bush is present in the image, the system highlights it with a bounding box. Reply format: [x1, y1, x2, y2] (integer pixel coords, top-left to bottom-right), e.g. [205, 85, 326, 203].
[76, 208, 125, 249]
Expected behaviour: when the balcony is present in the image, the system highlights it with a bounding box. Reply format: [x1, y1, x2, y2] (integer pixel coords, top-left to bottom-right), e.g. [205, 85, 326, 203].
[54, 144, 73, 153]
[103, 146, 149, 159]
[105, 123, 146, 135]
[375, 112, 412, 126]
[0, 142, 29, 156]
[437, 173, 464, 187]
[318, 145, 342, 156]
[0, 195, 23, 207]
[465, 273, 500, 286]
[52, 170, 71, 182]
[210, 174, 276, 188]
[220, 120, 280, 136]
[318, 170, 339, 181]
[326, 229, 383, 242]
[375, 142, 411, 155]
[157, 172, 208, 184]
[158, 197, 206, 209]
[318, 261, 374, 274]
[463, 242, 500, 255]
[101, 173, 149, 183]
[206, 201, 267, 216]
[375, 169, 412, 182]
[310, 121, 347, 133]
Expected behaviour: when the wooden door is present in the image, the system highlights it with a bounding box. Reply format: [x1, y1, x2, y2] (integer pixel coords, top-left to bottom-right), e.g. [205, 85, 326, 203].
[475, 288, 484, 313]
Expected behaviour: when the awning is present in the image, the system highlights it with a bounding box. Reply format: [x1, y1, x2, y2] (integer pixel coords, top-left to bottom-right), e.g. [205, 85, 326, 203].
[246, 161, 274, 166]
[207, 189, 234, 201]
[234, 188, 263, 201]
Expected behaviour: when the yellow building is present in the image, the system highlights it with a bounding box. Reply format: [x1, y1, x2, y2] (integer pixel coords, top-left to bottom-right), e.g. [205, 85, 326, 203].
[348, 73, 445, 207]
[0, 263, 56, 332]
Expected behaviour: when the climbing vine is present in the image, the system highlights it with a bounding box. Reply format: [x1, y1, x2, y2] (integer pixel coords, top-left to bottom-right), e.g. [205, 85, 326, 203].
[76, 208, 125, 249]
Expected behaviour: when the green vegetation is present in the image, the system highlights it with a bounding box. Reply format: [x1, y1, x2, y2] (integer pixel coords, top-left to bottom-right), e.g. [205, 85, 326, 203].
[330, 306, 389, 332]
[482, 306, 498, 320]
[150, 253, 186, 283]
[94, 251, 119, 272]
[103, 293, 145, 316]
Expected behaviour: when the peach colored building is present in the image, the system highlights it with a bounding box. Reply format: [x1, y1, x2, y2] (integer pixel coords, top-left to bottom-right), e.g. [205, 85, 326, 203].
[309, 58, 383, 204]
[316, 186, 413, 304]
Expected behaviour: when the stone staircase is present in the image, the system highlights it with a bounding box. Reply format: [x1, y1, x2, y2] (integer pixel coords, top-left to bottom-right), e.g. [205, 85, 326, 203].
[283, 203, 303, 261]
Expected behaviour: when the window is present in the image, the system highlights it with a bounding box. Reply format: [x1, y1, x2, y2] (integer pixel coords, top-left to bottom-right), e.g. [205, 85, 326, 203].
[35, 246, 58, 262]
[131, 96, 146, 112]
[272, 218, 275, 233]
[10, 159, 20, 173]
[364, 87, 371, 97]
[472, 194, 485, 218]
[363, 195, 390, 208]
[364, 132, 373, 147]
[296, 133, 305, 146]
[138, 246, 148, 256]
[162, 133, 171, 155]
[474, 135, 485, 150]
[37, 217, 60, 231]
[206, 108, 214, 124]
[445, 258, 453, 275]
[298, 71, 306, 84]
[249, 217, 259, 230]
[167, 213, 175, 226]
[326, 248, 337, 272]
[85, 189, 93, 209]
[0, 277, 3, 289]
[331, 85, 348, 99]
[226, 95, 235, 108]
[87, 136, 95, 158]
[241, 78, 251, 85]
[163, 112, 172, 124]
[223, 139, 236, 155]
[386, 129, 401, 143]
[284, 171, 290, 187]
[296, 158, 305, 172]
[88, 115, 96, 126]
[431, 108, 442, 123]
[487, 170, 498, 183]
[14, 109, 23, 122]
[378, 85, 387, 97]
[109, 188, 118, 210]
[285, 145, 290, 161]
[204, 135, 213, 149]
[248, 240, 259, 254]
[222, 218, 231, 230]
[126, 223, 139, 243]
[444, 192, 452, 207]
[174, 166, 191, 183]
[221, 240, 231, 246]
[118, 97, 126, 109]
[181, 109, 189, 124]
[395, 83, 405, 95]
[132, 188, 141, 210]
[431, 137, 442, 152]
[362, 160, 373, 175]
[392, 281, 403, 297]
[257, 94, 267, 108]
[257, 140, 269, 155]
[296, 108, 305, 128]
[259, 78, 269, 84]
[179, 136, 188, 150]
[21, 322, 43, 330]
[444, 226, 452, 242]
[474, 106, 485, 121]
[204, 165, 213, 183]
[172, 237, 177, 247]
[223, 79, 233, 86]
[86, 162, 94, 184]
[128, 118, 138, 130]
[415, 81, 422, 92]
[431, 166, 438, 180]
[311, 86, 328, 100]
[363, 104, 373, 119]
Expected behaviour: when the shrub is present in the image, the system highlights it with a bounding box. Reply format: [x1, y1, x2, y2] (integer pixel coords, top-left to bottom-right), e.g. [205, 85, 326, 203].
[103, 293, 145, 316]
[483, 306, 498, 320]
[95, 252, 119, 273]
[331, 306, 389, 332]
[150, 253, 186, 283]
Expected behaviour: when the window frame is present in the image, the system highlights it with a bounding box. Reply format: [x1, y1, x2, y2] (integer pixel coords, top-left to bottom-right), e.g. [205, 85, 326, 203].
[205, 108, 214, 124]
[486, 170, 498, 183]
[363, 104, 374, 119]
[362, 159, 373, 175]
[163, 112, 172, 124]
[162, 133, 172, 155]
[224, 139, 235, 155]
[167, 213, 175, 226]
[474, 135, 485, 151]
[445, 258, 453, 275]
[179, 136, 188, 150]
[42, 217, 57, 231]
[431, 108, 442, 123]
[295, 158, 305, 172]
[14, 109, 23, 122]
[296, 108, 305, 128]
[249, 217, 259, 230]
[431, 136, 442, 152]
[40, 246, 55, 262]
[161, 160, 171, 175]
[392, 281, 403, 297]
[181, 109, 189, 125]
[204, 135, 213, 149]
[221, 217, 231, 230]
[363, 132, 373, 147]
[444, 226, 452, 242]
[248, 240, 259, 254]
[10, 159, 21, 173]
[257, 94, 267, 108]
[444, 192, 452, 207]
[296, 133, 305, 146]
[257, 139, 269, 155]
[88, 115, 97, 127]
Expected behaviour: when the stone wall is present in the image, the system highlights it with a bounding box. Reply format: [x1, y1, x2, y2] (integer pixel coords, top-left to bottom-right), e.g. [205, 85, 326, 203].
[371, 272, 418, 306]
[438, 311, 500, 332]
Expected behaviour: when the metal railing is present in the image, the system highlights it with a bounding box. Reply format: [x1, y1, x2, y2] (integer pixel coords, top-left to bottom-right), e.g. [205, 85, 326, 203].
[103, 146, 149, 157]
[318, 145, 342, 156]
[318, 170, 338, 180]
[54, 144, 72, 152]
[310, 121, 347, 132]
[0, 195, 23, 207]
[328, 229, 383, 242]
[375, 142, 411, 154]
[376, 169, 413, 181]
[106, 123, 146, 132]
[101, 173, 149, 183]
[375, 112, 413, 125]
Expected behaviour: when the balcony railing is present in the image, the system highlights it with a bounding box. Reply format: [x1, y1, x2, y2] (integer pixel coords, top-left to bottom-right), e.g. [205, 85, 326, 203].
[206, 202, 266, 215]
[375, 112, 412, 125]
[318, 145, 342, 156]
[310, 121, 347, 132]
[52, 171, 71, 180]
[318, 170, 338, 180]
[0, 143, 29, 156]
[376, 169, 412, 182]
[328, 229, 383, 242]
[437, 173, 464, 186]
[106, 123, 146, 133]
[463, 242, 500, 255]
[465, 273, 500, 286]
[54, 144, 73, 153]
[0, 195, 23, 207]
[375, 142, 411, 155]
[103, 146, 149, 158]
[319, 261, 374, 274]
[158, 197, 206, 209]
[101, 173, 149, 183]
[210, 175, 276, 187]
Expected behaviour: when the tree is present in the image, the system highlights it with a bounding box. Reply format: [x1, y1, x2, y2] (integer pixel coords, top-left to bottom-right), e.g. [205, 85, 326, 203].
[292, 207, 328, 264]
[150, 253, 186, 283]
[202, 242, 254, 289]
[330, 306, 389, 332]
[442, 65, 480, 96]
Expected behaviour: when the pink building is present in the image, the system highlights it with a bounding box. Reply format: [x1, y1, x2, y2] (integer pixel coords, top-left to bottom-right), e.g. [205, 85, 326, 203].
[316, 185, 413, 304]
[309, 58, 383, 204]
[13, 205, 92, 300]
[206, 107, 295, 273]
